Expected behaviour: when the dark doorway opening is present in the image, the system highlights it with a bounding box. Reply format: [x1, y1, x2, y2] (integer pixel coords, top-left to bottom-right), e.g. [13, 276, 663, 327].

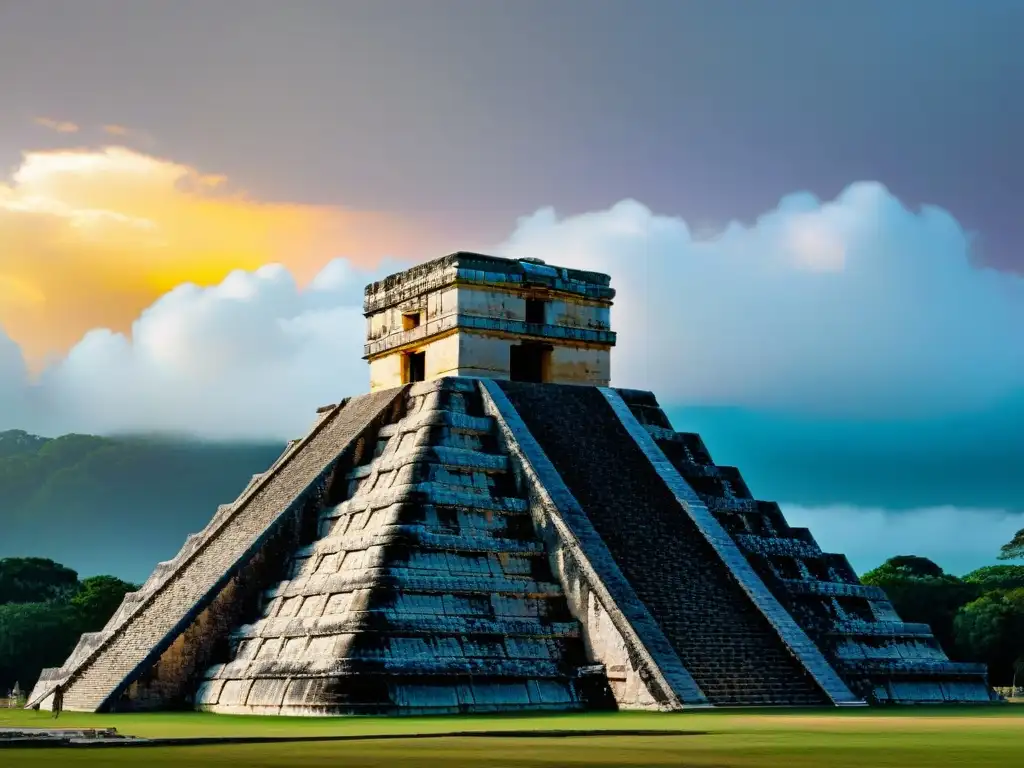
[405, 351, 426, 383]
[510, 343, 550, 383]
[525, 298, 546, 325]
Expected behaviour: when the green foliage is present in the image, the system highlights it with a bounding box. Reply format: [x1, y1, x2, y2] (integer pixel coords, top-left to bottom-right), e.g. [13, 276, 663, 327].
[999, 528, 1024, 561]
[962, 565, 1024, 592]
[953, 588, 1024, 685]
[0, 430, 49, 459]
[71, 575, 139, 632]
[0, 557, 79, 604]
[2, 708, 1024, 768]
[0, 558, 137, 692]
[864, 558, 1024, 685]
[863, 555, 947, 579]
[0, 601, 80, 694]
[862, 556, 981, 654]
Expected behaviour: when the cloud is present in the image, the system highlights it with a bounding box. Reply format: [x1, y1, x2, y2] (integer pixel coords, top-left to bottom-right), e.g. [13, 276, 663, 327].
[20, 259, 405, 440]
[0, 145, 444, 368]
[102, 124, 129, 136]
[33, 117, 79, 133]
[783, 504, 1024, 576]
[497, 184, 1024, 417]
[1, 180, 1023, 440]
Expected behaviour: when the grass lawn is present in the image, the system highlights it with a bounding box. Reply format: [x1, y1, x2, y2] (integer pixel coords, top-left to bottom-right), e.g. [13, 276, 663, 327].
[2, 706, 1022, 767]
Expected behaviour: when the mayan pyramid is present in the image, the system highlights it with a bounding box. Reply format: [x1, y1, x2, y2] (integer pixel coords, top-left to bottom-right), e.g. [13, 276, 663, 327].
[28, 252, 996, 714]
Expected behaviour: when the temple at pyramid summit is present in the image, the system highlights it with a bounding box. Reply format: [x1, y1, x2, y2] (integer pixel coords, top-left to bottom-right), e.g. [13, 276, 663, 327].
[28, 252, 997, 714]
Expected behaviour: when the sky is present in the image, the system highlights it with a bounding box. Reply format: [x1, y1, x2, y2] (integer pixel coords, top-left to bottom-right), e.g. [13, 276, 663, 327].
[0, 0, 1022, 575]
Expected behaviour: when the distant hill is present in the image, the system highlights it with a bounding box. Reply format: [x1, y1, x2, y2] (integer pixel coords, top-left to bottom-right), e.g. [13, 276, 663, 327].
[0, 429, 50, 458]
[0, 429, 284, 582]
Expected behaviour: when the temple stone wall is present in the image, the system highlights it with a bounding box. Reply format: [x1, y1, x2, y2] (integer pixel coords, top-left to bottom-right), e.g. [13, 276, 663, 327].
[363, 253, 615, 391]
[369, 354, 403, 393]
[369, 332, 610, 390]
[456, 286, 610, 331]
[117, 513, 306, 711]
[547, 345, 610, 386]
[457, 333, 513, 379]
[549, 547, 660, 708]
[367, 286, 457, 343]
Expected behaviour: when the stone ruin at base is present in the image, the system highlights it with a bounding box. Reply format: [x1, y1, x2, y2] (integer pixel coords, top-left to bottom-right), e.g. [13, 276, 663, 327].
[28, 252, 997, 714]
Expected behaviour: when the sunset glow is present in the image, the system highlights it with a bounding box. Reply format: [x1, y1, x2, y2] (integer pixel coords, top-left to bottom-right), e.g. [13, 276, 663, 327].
[0, 144, 437, 366]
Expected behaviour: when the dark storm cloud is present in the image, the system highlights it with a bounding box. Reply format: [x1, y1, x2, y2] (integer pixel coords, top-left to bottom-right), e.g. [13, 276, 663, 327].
[0, 0, 1020, 268]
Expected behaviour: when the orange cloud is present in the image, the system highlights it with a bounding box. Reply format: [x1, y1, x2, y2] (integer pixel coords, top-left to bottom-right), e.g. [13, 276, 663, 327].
[102, 124, 129, 136]
[0, 145, 446, 367]
[34, 117, 80, 134]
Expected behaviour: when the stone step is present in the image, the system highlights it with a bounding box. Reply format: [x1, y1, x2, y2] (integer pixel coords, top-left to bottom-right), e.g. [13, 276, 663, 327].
[205, 656, 572, 680]
[297, 526, 546, 558]
[346, 446, 509, 480]
[230, 614, 581, 642]
[377, 410, 493, 439]
[265, 571, 566, 601]
[782, 580, 887, 600]
[323, 483, 529, 518]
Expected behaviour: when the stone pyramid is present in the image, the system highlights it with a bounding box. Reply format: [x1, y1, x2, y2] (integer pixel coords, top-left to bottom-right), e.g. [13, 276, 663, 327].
[28, 253, 997, 714]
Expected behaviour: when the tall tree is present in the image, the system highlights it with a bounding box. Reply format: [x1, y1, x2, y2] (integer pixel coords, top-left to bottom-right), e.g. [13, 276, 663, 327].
[954, 588, 1024, 685]
[962, 565, 1024, 592]
[0, 558, 79, 604]
[0, 602, 80, 693]
[71, 575, 138, 631]
[862, 556, 981, 655]
[999, 529, 1024, 561]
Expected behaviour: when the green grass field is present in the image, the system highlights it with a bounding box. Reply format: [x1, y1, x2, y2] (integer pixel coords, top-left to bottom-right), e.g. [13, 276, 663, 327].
[2, 706, 1022, 767]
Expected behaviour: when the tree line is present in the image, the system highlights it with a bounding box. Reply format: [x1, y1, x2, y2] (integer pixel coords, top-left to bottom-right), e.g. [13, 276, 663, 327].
[0, 557, 136, 694]
[862, 557, 1024, 686]
[1, 553, 1022, 695]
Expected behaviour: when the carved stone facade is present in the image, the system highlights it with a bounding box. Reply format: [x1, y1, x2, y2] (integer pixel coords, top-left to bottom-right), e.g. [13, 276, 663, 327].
[28, 253, 997, 713]
[364, 252, 616, 390]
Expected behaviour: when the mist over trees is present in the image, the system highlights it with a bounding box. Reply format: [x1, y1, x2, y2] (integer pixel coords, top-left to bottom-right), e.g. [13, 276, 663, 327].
[0, 429, 282, 581]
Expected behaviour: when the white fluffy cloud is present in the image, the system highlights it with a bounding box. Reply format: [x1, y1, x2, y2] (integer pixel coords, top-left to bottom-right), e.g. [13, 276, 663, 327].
[6, 259, 402, 440]
[783, 504, 1024, 576]
[1, 181, 1023, 439]
[497, 182, 1024, 416]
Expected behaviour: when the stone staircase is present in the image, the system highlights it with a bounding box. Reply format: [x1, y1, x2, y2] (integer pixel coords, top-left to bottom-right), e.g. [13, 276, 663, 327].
[26, 388, 404, 712]
[496, 381, 831, 707]
[194, 378, 600, 715]
[617, 388, 997, 705]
